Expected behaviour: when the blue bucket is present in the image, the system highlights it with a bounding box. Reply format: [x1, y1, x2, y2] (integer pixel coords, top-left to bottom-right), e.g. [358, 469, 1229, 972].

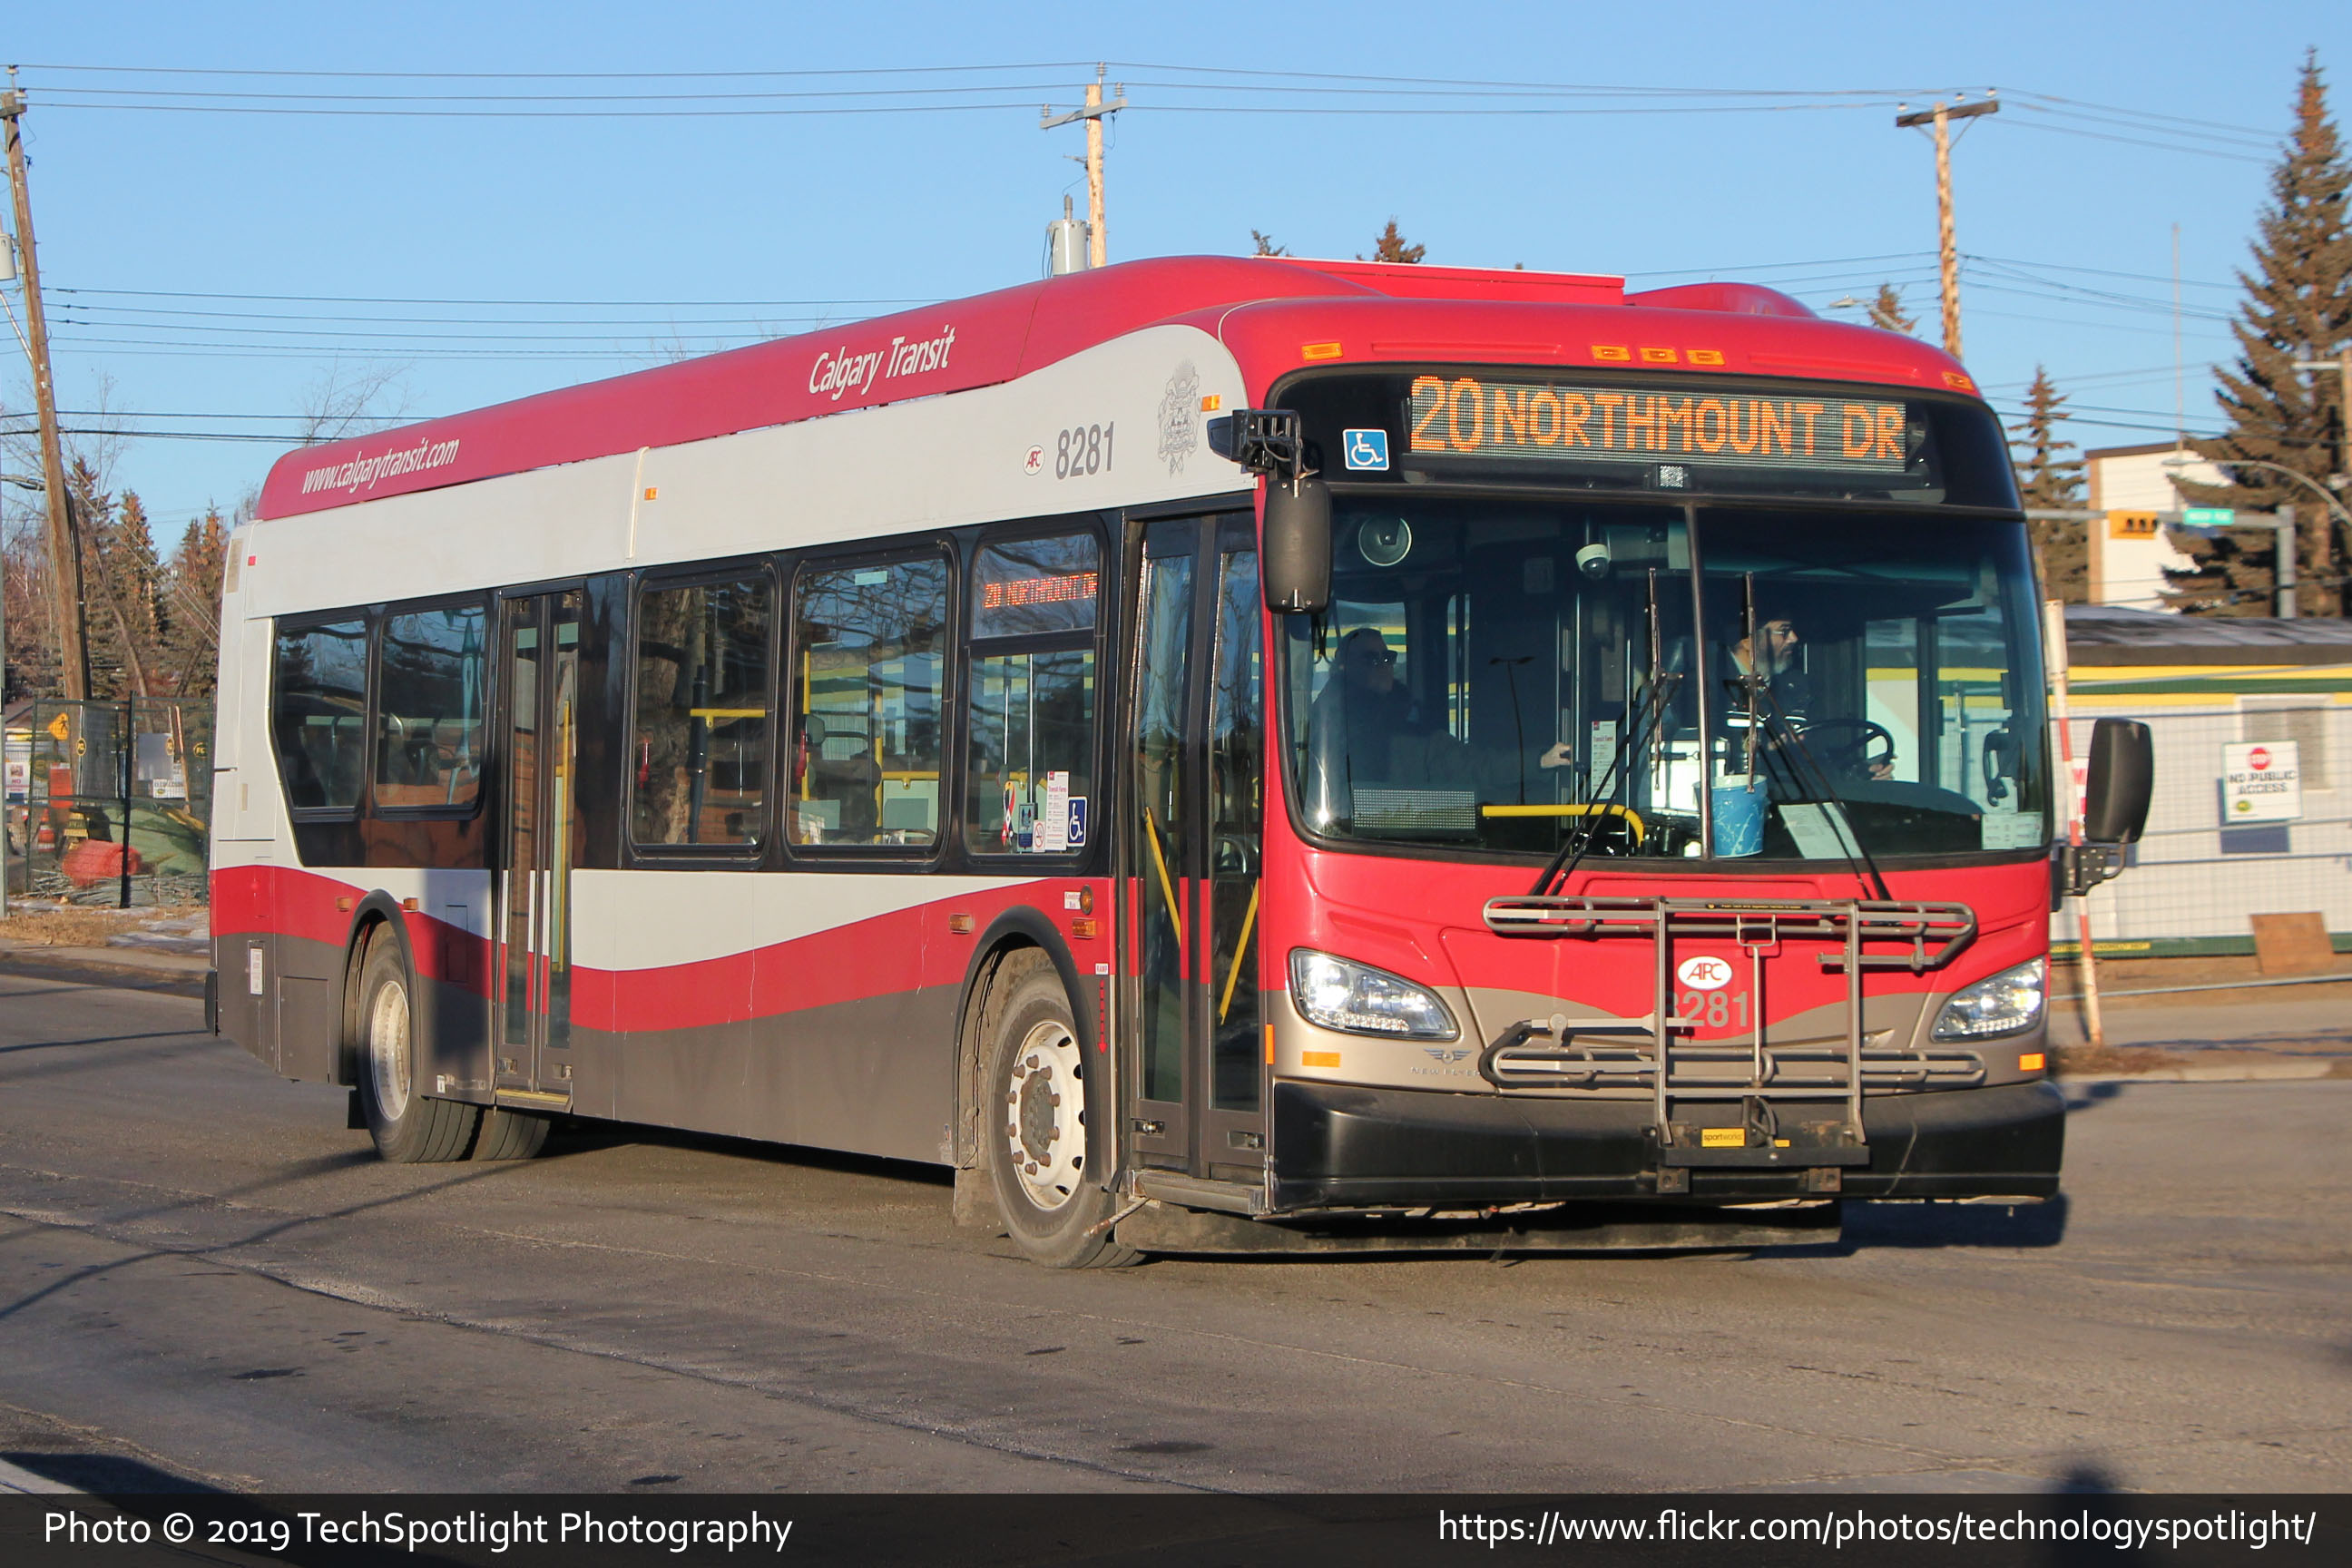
[1711, 780, 1767, 857]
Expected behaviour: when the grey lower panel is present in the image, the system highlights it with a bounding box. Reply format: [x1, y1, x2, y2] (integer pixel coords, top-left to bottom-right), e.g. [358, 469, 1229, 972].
[217, 929, 486, 1096]
[565, 983, 964, 1167]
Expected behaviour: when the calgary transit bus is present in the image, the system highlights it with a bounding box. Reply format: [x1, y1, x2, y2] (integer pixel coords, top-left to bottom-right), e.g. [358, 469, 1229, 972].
[211, 254, 2151, 1267]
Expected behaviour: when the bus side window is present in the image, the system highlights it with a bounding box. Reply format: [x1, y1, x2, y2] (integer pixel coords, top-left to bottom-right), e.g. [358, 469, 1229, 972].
[965, 532, 1100, 857]
[789, 554, 950, 848]
[375, 603, 487, 809]
[631, 576, 771, 848]
[272, 617, 369, 812]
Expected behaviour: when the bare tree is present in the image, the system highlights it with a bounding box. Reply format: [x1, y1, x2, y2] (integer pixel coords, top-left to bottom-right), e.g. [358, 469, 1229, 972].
[296, 361, 417, 446]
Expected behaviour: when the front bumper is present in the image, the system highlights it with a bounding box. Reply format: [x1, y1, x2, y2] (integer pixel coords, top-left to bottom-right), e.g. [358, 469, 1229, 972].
[1269, 1078, 2063, 1210]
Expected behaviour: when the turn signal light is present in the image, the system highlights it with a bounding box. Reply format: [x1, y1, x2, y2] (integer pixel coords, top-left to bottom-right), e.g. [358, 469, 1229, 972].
[1300, 1050, 1342, 1068]
[2018, 1052, 2047, 1073]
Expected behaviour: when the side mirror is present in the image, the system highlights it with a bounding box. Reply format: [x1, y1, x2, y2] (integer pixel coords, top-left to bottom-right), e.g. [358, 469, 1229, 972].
[2082, 718, 2152, 844]
[1262, 472, 1330, 613]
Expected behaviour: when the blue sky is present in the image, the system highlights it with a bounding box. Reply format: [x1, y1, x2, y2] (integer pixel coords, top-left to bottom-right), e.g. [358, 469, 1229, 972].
[1, 1, 2340, 549]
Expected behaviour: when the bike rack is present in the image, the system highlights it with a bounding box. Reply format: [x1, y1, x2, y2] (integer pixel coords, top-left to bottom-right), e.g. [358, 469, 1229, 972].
[1476, 897, 1977, 1180]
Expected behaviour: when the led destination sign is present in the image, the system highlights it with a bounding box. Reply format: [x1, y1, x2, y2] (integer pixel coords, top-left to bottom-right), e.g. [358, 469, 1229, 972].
[1406, 375, 1913, 476]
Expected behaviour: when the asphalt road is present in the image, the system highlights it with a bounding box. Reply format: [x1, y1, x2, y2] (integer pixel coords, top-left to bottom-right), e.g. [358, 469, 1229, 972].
[0, 968, 2346, 1494]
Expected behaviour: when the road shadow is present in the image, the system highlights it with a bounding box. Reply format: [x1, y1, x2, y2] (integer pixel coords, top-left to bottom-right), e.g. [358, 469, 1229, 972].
[2064, 1080, 2132, 1113]
[1788, 1193, 2072, 1255]
[0, 1451, 221, 1493]
[0, 1028, 207, 1057]
[541, 1118, 954, 1189]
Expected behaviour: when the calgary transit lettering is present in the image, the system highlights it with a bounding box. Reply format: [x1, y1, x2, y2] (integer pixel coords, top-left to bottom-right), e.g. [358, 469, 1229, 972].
[808, 324, 958, 402]
[1406, 376, 1907, 470]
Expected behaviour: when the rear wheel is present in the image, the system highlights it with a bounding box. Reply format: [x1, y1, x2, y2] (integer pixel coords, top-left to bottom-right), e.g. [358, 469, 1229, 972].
[469, 1104, 550, 1161]
[984, 955, 1136, 1269]
[356, 929, 480, 1163]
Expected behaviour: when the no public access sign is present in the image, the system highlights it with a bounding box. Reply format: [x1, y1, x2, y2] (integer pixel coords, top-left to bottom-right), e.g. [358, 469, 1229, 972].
[2221, 740, 2301, 823]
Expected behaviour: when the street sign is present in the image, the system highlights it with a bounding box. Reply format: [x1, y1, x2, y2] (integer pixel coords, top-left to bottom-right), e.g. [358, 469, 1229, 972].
[2221, 740, 2301, 824]
[2105, 510, 2161, 539]
[2182, 506, 2236, 527]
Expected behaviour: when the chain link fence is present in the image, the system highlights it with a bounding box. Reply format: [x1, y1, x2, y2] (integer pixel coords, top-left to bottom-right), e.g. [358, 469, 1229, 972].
[4, 699, 212, 906]
[2063, 702, 2352, 950]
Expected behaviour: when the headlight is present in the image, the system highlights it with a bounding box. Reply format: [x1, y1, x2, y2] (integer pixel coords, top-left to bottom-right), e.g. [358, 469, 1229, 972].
[1932, 958, 2046, 1041]
[1289, 949, 1459, 1040]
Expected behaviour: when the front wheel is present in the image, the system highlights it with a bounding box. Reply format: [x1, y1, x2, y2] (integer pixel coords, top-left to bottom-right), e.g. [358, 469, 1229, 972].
[356, 929, 481, 1163]
[984, 955, 1135, 1269]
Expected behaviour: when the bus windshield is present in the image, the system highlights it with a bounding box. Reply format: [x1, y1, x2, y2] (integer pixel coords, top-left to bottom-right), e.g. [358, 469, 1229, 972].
[1279, 498, 2049, 864]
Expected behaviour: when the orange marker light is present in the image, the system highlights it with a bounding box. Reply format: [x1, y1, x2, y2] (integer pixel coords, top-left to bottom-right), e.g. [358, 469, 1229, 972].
[1264, 1025, 1277, 1065]
[643, 486, 659, 500]
[1200, 394, 1223, 412]
[1591, 344, 1632, 362]
[1301, 1050, 1342, 1068]
[2019, 1052, 2047, 1073]
[1942, 371, 1975, 391]
[1301, 341, 1345, 361]
[1687, 348, 1726, 367]
[1639, 347, 1678, 365]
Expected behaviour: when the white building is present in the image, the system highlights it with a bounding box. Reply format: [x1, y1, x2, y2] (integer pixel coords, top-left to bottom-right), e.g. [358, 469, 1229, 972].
[2081, 442, 2221, 611]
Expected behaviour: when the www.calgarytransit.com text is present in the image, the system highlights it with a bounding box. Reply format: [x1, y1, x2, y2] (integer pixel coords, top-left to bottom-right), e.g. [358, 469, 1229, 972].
[47, 1509, 792, 1554]
[1438, 1506, 2320, 1552]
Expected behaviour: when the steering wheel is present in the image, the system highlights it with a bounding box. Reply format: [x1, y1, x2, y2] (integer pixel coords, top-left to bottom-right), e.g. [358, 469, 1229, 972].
[1793, 718, 1896, 780]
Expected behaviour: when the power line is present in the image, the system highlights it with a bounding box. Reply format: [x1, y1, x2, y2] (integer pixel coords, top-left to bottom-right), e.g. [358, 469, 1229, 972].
[53, 285, 929, 308]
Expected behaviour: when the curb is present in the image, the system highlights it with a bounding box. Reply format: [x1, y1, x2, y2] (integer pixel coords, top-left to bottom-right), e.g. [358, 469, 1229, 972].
[0, 939, 210, 976]
[0, 943, 211, 996]
[2058, 1061, 2344, 1084]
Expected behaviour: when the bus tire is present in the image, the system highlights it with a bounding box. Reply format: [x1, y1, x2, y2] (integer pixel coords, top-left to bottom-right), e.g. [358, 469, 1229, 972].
[470, 1104, 550, 1161]
[356, 929, 480, 1164]
[984, 956, 1136, 1269]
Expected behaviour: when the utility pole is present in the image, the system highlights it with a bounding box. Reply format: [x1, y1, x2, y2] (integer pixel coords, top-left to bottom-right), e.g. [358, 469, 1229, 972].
[2275, 505, 2298, 620]
[1, 74, 89, 701]
[1041, 65, 1125, 270]
[1895, 93, 1998, 358]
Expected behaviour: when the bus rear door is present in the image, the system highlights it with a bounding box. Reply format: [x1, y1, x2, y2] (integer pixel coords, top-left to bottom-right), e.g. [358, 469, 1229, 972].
[494, 588, 582, 1112]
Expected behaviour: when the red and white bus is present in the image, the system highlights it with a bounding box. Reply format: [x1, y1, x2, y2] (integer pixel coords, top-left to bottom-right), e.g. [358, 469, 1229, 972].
[210, 254, 2149, 1265]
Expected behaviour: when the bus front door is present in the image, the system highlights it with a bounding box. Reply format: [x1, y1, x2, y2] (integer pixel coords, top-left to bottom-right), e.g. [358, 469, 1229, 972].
[493, 589, 582, 1111]
[1126, 515, 1266, 1186]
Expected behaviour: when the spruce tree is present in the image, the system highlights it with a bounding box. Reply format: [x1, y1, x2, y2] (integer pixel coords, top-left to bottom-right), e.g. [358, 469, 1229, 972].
[2172, 51, 2352, 615]
[64, 457, 130, 698]
[162, 508, 228, 699]
[1867, 283, 1917, 336]
[1361, 220, 1426, 264]
[2011, 368, 2088, 602]
[113, 490, 165, 654]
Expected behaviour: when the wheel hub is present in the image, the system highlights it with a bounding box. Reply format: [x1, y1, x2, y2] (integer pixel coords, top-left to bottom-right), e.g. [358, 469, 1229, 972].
[368, 977, 411, 1122]
[1004, 1018, 1085, 1211]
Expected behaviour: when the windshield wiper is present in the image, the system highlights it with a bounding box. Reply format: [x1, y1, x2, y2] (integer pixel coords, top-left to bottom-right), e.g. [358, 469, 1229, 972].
[1748, 682, 1893, 903]
[1531, 568, 1680, 897]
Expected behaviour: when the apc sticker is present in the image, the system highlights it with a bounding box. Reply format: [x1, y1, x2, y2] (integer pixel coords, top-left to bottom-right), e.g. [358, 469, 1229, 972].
[1676, 955, 1735, 992]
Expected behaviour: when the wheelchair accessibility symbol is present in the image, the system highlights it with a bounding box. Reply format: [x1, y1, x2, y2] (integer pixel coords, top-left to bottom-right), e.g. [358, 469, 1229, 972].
[1342, 428, 1390, 471]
